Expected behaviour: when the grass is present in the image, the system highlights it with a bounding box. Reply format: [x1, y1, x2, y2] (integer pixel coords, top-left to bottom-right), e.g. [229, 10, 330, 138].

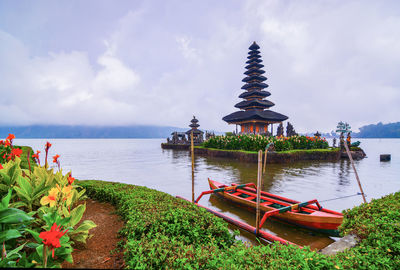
[78, 180, 400, 269]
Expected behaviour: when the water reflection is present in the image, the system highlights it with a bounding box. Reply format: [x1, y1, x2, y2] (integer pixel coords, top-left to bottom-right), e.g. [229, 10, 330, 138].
[337, 159, 352, 188]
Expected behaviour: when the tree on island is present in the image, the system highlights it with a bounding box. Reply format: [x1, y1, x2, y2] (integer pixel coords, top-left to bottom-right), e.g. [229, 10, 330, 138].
[286, 122, 297, 137]
[276, 123, 284, 137]
[336, 121, 351, 151]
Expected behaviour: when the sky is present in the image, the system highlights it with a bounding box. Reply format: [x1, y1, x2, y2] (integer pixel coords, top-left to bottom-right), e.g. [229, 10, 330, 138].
[0, 0, 399, 133]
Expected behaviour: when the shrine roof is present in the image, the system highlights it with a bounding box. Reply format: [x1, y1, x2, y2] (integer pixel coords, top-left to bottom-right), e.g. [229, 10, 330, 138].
[223, 110, 288, 123]
[234, 99, 274, 109]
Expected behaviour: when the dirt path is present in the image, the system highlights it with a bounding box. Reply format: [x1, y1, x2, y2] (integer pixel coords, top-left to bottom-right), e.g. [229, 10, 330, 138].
[62, 199, 125, 269]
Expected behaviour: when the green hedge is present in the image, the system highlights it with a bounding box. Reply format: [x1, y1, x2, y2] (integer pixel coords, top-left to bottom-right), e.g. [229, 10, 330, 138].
[79, 180, 399, 269]
[203, 135, 329, 152]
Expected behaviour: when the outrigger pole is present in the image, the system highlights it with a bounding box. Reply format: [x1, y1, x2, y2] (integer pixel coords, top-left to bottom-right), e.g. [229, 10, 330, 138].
[176, 195, 301, 247]
[343, 141, 367, 203]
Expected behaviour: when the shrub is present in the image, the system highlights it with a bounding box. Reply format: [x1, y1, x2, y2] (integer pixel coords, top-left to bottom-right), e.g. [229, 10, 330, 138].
[79, 180, 400, 269]
[203, 134, 329, 152]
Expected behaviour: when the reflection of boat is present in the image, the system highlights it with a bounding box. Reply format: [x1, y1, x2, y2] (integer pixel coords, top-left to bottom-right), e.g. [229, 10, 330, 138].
[208, 179, 343, 236]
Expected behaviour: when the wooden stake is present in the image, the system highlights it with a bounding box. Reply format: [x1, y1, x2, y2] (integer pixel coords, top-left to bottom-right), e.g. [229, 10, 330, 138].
[344, 141, 367, 203]
[255, 150, 263, 235]
[191, 131, 195, 203]
[263, 148, 268, 174]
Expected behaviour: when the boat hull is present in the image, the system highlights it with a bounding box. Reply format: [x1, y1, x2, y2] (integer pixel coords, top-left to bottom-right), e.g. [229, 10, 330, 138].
[209, 179, 343, 236]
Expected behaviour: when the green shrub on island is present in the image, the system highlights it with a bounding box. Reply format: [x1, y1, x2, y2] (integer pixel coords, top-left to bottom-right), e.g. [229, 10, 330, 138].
[203, 134, 329, 152]
[80, 180, 399, 269]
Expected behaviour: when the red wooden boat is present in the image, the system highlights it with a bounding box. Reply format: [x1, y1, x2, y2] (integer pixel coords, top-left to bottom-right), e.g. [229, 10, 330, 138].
[207, 179, 343, 236]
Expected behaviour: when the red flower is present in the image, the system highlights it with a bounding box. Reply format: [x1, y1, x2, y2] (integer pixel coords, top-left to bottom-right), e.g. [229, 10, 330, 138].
[6, 134, 15, 141]
[7, 148, 23, 160]
[4, 140, 11, 147]
[0, 140, 3, 145]
[45, 142, 52, 151]
[53, 154, 60, 163]
[39, 223, 68, 258]
[32, 150, 40, 164]
[11, 148, 23, 157]
[68, 175, 75, 185]
[44, 142, 52, 168]
[0, 164, 3, 170]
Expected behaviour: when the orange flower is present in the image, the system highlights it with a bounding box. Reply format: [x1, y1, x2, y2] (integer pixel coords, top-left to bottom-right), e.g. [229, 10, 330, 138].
[4, 140, 11, 147]
[61, 185, 73, 202]
[40, 187, 59, 207]
[53, 154, 60, 163]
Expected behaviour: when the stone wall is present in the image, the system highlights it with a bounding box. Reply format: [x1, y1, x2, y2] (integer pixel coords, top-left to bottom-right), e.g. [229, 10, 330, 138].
[194, 148, 342, 163]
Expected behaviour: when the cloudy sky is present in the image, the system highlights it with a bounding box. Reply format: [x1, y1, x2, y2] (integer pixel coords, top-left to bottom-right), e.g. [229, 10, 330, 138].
[1, 0, 399, 133]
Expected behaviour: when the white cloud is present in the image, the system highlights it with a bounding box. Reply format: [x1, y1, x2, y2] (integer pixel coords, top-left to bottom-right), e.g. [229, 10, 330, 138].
[0, 1, 399, 133]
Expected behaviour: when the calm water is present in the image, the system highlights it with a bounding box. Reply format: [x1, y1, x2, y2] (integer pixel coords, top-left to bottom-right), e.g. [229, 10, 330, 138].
[15, 138, 400, 248]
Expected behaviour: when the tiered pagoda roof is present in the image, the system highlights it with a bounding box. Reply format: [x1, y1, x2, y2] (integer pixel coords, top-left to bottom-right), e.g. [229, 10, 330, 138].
[223, 42, 288, 124]
[186, 116, 203, 135]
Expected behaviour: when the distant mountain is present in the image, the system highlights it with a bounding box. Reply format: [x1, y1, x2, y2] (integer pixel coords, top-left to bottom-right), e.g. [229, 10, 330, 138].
[353, 122, 400, 138]
[0, 125, 189, 139]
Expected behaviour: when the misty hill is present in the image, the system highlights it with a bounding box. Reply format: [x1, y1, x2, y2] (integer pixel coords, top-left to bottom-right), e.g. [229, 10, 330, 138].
[354, 122, 400, 138]
[0, 125, 188, 139]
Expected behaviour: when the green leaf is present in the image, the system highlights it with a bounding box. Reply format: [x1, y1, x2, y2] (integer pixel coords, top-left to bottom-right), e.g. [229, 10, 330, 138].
[9, 201, 28, 209]
[0, 189, 12, 209]
[0, 229, 22, 242]
[0, 208, 33, 224]
[16, 176, 33, 197]
[70, 232, 89, 244]
[13, 186, 31, 203]
[35, 244, 44, 260]
[31, 186, 50, 202]
[26, 228, 42, 243]
[26, 242, 40, 249]
[9, 162, 22, 186]
[69, 204, 85, 227]
[0, 172, 11, 186]
[73, 219, 96, 233]
[0, 184, 9, 193]
[6, 242, 26, 259]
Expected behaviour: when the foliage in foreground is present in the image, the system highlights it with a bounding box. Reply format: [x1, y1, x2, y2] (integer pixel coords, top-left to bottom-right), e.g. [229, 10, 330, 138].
[0, 135, 96, 268]
[203, 134, 329, 152]
[80, 180, 399, 269]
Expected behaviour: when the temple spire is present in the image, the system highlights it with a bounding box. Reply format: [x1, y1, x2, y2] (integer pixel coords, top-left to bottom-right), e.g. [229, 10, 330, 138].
[222, 42, 288, 134]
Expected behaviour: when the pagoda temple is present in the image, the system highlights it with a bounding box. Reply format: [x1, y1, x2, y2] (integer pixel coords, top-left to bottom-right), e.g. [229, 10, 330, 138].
[186, 116, 204, 144]
[223, 42, 288, 135]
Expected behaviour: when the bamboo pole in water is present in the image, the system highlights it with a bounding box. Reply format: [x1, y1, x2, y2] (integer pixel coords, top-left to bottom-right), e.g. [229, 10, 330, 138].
[191, 131, 195, 203]
[344, 141, 367, 203]
[255, 150, 263, 235]
[263, 148, 268, 174]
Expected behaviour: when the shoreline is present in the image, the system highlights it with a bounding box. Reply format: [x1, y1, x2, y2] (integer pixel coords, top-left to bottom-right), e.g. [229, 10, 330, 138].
[161, 143, 367, 163]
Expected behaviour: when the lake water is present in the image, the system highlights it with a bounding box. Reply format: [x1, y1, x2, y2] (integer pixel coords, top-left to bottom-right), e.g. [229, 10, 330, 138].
[14, 138, 399, 249]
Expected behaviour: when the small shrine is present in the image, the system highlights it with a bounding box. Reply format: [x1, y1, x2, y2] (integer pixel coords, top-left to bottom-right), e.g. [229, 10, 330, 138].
[186, 116, 204, 144]
[162, 116, 205, 149]
[222, 42, 288, 135]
